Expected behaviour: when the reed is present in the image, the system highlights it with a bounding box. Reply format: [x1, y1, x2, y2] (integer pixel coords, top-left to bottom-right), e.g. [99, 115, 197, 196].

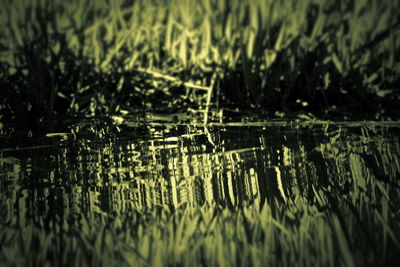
[1, 186, 399, 266]
[0, 0, 399, 116]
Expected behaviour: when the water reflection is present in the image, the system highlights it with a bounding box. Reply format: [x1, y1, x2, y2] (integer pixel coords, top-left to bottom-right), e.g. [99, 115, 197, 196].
[1, 121, 400, 225]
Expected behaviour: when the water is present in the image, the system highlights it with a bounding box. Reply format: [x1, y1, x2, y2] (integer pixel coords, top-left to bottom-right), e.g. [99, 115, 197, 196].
[1, 116, 400, 266]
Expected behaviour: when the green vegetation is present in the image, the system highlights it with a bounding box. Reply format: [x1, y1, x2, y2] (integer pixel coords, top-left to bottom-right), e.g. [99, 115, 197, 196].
[3, 197, 399, 267]
[1, 0, 399, 264]
[1, 172, 400, 267]
[0, 0, 399, 124]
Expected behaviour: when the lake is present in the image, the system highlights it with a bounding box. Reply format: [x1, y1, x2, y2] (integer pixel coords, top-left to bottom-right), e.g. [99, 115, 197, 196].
[1, 115, 399, 266]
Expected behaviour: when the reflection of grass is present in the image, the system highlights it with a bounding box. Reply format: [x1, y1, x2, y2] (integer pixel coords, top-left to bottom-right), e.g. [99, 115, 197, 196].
[1, 124, 400, 266]
[0, 0, 399, 117]
[1, 127, 400, 266]
[1, 183, 399, 267]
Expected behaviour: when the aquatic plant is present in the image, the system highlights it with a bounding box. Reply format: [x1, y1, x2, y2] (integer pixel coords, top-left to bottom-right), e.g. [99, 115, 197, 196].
[0, 0, 399, 119]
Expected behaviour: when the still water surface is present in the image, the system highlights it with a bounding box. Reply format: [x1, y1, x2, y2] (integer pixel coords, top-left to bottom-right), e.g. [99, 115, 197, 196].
[1, 117, 399, 219]
[1, 116, 399, 265]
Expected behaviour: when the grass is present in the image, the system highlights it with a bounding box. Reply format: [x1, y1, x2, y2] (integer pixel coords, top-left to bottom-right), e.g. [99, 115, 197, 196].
[0, 1, 399, 264]
[0, 0, 399, 121]
[0, 183, 399, 267]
